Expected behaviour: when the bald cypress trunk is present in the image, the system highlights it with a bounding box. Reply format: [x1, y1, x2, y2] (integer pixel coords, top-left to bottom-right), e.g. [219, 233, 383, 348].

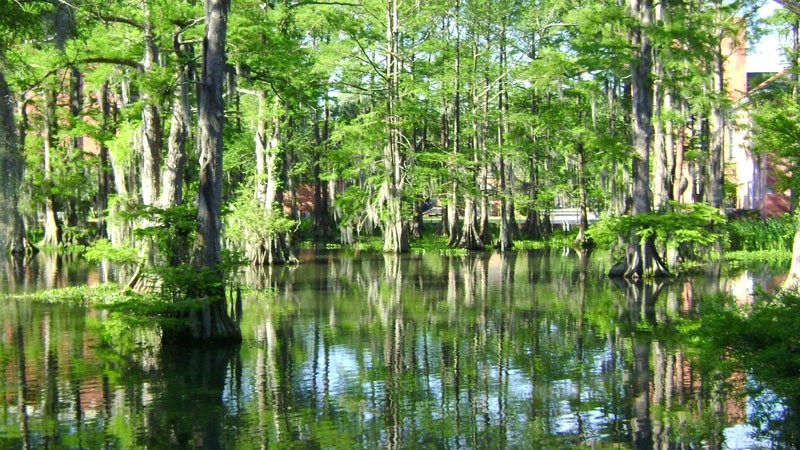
[610, 0, 669, 279]
[496, 20, 513, 251]
[382, 0, 409, 254]
[164, 0, 240, 344]
[252, 93, 292, 265]
[96, 82, 112, 240]
[140, 0, 162, 208]
[0, 72, 27, 255]
[161, 28, 191, 209]
[706, 46, 725, 210]
[40, 90, 61, 248]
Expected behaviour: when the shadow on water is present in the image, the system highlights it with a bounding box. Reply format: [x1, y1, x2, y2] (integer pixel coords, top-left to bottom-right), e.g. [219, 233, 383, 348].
[143, 344, 241, 449]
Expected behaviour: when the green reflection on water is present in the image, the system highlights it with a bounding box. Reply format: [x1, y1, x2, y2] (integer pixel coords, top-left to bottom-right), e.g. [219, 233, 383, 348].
[0, 250, 791, 449]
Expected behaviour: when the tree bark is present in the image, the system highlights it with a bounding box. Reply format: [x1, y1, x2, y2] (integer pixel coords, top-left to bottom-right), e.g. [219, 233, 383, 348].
[165, 0, 240, 344]
[252, 93, 293, 265]
[706, 45, 725, 210]
[524, 152, 543, 240]
[312, 102, 332, 236]
[496, 20, 513, 251]
[96, 82, 112, 240]
[463, 39, 486, 251]
[40, 89, 61, 248]
[446, 2, 463, 245]
[0, 71, 27, 255]
[382, 0, 409, 254]
[610, 0, 669, 279]
[140, 0, 162, 208]
[652, 40, 670, 209]
[161, 28, 191, 208]
[444, 108, 460, 245]
[575, 140, 590, 249]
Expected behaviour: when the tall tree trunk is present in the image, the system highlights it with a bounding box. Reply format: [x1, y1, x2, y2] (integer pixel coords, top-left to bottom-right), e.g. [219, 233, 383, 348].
[382, 0, 409, 253]
[459, 42, 484, 251]
[66, 66, 86, 240]
[161, 28, 191, 208]
[652, 0, 673, 211]
[253, 93, 293, 265]
[446, 2, 462, 245]
[706, 45, 725, 210]
[312, 102, 332, 236]
[0, 71, 27, 255]
[524, 94, 543, 240]
[445, 110, 461, 245]
[40, 90, 61, 248]
[107, 81, 137, 247]
[524, 151, 542, 240]
[575, 140, 590, 248]
[458, 78, 485, 250]
[96, 82, 112, 240]
[444, 108, 460, 243]
[610, 0, 669, 279]
[140, 0, 162, 208]
[653, 49, 670, 209]
[441, 111, 457, 241]
[496, 21, 512, 251]
[165, 0, 240, 344]
[479, 71, 492, 245]
[673, 99, 689, 202]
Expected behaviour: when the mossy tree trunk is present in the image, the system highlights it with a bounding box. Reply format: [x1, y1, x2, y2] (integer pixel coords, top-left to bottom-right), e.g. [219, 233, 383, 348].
[610, 0, 669, 279]
[140, 0, 162, 209]
[0, 71, 27, 256]
[252, 93, 293, 265]
[161, 27, 191, 209]
[164, 0, 240, 344]
[706, 39, 725, 210]
[312, 102, 332, 237]
[40, 89, 61, 248]
[382, 0, 409, 254]
[96, 82, 112, 241]
[446, 2, 462, 245]
[496, 20, 513, 251]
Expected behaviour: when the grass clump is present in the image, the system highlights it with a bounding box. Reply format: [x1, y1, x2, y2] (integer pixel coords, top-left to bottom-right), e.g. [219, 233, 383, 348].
[727, 213, 794, 253]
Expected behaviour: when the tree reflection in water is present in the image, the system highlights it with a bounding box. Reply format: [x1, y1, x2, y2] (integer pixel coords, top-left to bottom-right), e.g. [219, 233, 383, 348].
[0, 250, 794, 448]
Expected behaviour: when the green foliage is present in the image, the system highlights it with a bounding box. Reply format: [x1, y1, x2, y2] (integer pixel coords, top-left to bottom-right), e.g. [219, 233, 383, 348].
[686, 291, 800, 444]
[41, 205, 248, 343]
[20, 283, 129, 306]
[226, 189, 299, 245]
[587, 202, 727, 257]
[752, 93, 800, 196]
[723, 250, 791, 267]
[728, 213, 795, 253]
[83, 238, 140, 264]
[408, 233, 469, 255]
[129, 204, 198, 261]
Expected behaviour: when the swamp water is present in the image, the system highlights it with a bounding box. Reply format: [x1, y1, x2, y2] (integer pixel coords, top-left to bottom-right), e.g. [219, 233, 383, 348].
[0, 250, 793, 449]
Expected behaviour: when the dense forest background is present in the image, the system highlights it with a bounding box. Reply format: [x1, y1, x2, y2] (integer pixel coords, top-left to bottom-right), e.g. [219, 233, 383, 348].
[2, 0, 800, 281]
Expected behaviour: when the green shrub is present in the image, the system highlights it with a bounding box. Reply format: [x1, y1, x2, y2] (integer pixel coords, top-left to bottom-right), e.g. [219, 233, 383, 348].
[83, 238, 140, 264]
[587, 202, 727, 258]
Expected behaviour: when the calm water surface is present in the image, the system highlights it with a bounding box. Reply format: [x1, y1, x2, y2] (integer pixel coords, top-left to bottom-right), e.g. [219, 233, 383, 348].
[0, 250, 791, 449]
